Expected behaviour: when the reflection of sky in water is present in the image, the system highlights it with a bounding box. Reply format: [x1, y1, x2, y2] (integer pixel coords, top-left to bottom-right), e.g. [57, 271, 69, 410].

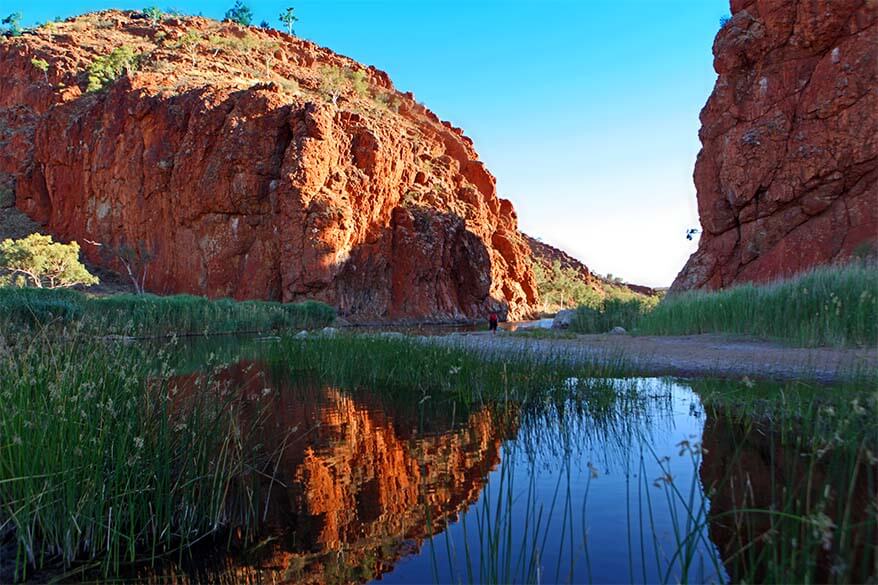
[380, 378, 727, 584]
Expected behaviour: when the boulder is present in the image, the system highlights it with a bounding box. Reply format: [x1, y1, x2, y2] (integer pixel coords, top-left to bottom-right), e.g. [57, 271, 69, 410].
[552, 309, 577, 329]
[608, 326, 627, 335]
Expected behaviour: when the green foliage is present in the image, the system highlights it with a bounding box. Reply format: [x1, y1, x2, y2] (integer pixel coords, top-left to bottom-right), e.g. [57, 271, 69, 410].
[0, 338, 269, 577]
[225, 0, 253, 26]
[177, 29, 201, 64]
[320, 65, 369, 105]
[86, 45, 139, 92]
[2, 12, 23, 37]
[273, 334, 625, 403]
[0, 287, 336, 336]
[279, 7, 298, 35]
[0, 234, 98, 289]
[376, 91, 401, 112]
[689, 377, 877, 583]
[570, 285, 659, 333]
[30, 57, 48, 82]
[208, 32, 261, 54]
[638, 263, 878, 347]
[142, 6, 163, 27]
[533, 260, 601, 311]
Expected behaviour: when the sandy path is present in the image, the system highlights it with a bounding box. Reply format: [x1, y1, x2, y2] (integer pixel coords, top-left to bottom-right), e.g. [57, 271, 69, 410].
[424, 332, 878, 384]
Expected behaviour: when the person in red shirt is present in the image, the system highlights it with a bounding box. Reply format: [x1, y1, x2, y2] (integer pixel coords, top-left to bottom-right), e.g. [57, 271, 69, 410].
[488, 311, 499, 334]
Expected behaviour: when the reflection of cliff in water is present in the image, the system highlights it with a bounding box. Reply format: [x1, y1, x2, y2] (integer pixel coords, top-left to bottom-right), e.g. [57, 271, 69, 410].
[700, 407, 876, 583]
[143, 361, 512, 583]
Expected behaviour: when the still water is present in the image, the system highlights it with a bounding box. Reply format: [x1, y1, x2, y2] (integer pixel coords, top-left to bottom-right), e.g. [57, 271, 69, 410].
[134, 352, 729, 584]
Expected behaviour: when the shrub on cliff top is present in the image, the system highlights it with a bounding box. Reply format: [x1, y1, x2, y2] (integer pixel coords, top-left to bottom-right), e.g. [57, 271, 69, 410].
[2, 12, 23, 37]
[86, 45, 139, 92]
[279, 7, 298, 35]
[142, 6, 163, 27]
[0, 234, 98, 289]
[225, 1, 253, 26]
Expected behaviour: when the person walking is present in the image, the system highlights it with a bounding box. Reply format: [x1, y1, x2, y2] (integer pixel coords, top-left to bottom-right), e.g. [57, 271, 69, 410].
[488, 311, 499, 334]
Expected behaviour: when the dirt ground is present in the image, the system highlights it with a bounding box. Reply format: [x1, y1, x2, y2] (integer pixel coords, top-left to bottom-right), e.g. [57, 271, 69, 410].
[429, 331, 878, 384]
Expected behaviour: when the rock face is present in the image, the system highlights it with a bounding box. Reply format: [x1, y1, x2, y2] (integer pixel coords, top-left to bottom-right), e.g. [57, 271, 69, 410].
[673, 0, 877, 291]
[0, 11, 537, 321]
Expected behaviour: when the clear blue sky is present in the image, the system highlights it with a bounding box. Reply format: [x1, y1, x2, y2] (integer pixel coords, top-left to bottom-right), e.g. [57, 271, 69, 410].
[14, 0, 729, 287]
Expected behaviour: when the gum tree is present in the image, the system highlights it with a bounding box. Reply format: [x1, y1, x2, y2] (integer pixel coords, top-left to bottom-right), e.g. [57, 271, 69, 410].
[279, 7, 298, 35]
[2, 12, 23, 37]
[0, 234, 99, 289]
[143, 6, 163, 27]
[225, 1, 253, 26]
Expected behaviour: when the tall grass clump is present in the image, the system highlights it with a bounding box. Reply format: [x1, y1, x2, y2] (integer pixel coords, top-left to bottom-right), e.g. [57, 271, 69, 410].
[640, 264, 878, 346]
[688, 378, 878, 583]
[0, 288, 335, 336]
[0, 338, 271, 580]
[272, 335, 627, 407]
[569, 286, 659, 334]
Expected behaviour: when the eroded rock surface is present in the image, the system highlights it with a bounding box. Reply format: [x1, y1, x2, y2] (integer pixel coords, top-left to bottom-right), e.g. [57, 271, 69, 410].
[673, 0, 877, 291]
[0, 11, 537, 320]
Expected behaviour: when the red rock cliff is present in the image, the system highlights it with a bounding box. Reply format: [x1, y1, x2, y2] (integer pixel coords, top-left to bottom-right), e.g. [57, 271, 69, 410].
[0, 11, 538, 320]
[673, 0, 877, 291]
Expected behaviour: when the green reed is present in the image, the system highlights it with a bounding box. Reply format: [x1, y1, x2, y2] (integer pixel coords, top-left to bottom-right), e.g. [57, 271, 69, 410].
[0, 287, 335, 337]
[639, 264, 878, 347]
[271, 334, 628, 407]
[672, 378, 877, 584]
[0, 337, 273, 580]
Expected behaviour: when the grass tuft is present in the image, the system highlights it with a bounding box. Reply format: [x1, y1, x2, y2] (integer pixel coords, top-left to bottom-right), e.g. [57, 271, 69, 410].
[0, 288, 335, 336]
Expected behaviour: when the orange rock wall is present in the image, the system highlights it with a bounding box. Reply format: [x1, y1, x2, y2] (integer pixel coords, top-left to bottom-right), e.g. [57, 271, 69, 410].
[673, 0, 877, 291]
[0, 11, 537, 320]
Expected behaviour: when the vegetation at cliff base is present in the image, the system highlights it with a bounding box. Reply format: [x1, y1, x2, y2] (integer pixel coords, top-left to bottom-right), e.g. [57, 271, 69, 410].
[0, 338, 272, 579]
[0, 288, 335, 336]
[0, 234, 98, 289]
[533, 259, 601, 311]
[567, 263, 877, 347]
[638, 263, 878, 347]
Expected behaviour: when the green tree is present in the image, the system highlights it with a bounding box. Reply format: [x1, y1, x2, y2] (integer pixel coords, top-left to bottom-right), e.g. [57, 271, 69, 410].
[279, 7, 298, 35]
[225, 1, 253, 26]
[320, 65, 368, 106]
[31, 58, 49, 82]
[142, 6, 163, 27]
[178, 30, 201, 65]
[87, 46, 138, 92]
[2, 12, 23, 37]
[0, 234, 99, 289]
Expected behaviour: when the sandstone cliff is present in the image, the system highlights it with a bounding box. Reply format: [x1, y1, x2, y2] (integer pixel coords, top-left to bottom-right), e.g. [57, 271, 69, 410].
[673, 0, 877, 291]
[0, 11, 538, 320]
